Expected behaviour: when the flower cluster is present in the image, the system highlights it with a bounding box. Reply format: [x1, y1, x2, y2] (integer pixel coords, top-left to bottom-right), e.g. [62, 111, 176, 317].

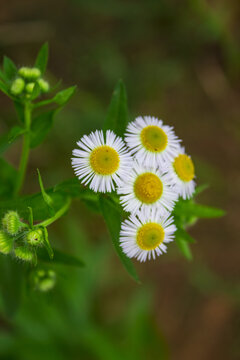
[72, 116, 196, 262]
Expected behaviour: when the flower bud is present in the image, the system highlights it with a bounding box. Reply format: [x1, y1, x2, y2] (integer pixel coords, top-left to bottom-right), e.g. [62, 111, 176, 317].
[30, 67, 41, 79]
[25, 82, 35, 94]
[31, 269, 56, 292]
[0, 230, 13, 254]
[18, 67, 41, 80]
[10, 78, 25, 95]
[37, 78, 49, 93]
[26, 228, 43, 246]
[15, 246, 34, 262]
[2, 211, 23, 235]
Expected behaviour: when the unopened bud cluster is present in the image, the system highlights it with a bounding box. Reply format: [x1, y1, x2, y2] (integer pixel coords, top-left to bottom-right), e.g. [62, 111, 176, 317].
[0, 210, 45, 263]
[10, 66, 49, 97]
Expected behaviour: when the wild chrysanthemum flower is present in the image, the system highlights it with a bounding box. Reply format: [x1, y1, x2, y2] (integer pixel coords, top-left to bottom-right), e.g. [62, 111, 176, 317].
[169, 147, 196, 199]
[125, 116, 180, 167]
[72, 130, 132, 193]
[117, 161, 178, 214]
[120, 208, 176, 262]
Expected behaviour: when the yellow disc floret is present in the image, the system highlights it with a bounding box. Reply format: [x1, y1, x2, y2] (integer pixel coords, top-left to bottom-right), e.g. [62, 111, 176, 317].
[173, 154, 195, 182]
[136, 223, 165, 250]
[90, 145, 120, 175]
[134, 173, 163, 204]
[140, 125, 168, 152]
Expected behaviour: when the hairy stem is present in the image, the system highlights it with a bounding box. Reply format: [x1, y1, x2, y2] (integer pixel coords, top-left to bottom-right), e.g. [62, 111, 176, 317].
[14, 102, 31, 196]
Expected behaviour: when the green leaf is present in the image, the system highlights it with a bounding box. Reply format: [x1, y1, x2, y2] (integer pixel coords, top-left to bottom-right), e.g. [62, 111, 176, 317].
[174, 201, 225, 218]
[193, 184, 209, 197]
[99, 195, 140, 283]
[54, 178, 100, 212]
[3, 56, 17, 81]
[35, 42, 49, 74]
[0, 79, 10, 96]
[0, 68, 7, 81]
[30, 109, 59, 148]
[175, 228, 195, 243]
[103, 80, 129, 137]
[0, 158, 17, 198]
[0, 126, 25, 154]
[175, 235, 193, 261]
[37, 169, 55, 216]
[14, 101, 25, 123]
[38, 247, 84, 267]
[53, 86, 76, 105]
[41, 226, 53, 259]
[33, 85, 77, 109]
[8, 125, 26, 143]
[0, 257, 25, 316]
[0, 189, 67, 221]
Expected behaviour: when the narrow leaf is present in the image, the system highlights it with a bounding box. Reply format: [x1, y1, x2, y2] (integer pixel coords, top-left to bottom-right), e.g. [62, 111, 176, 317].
[0, 158, 17, 197]
[174, 201, 225, 218]
[0, 126, 25, 154]
[35, 42, 49, 74]
[99, 196, 140, 283]
[30, 109, 58, 148]
[175, 236, 193, 261]
[14, 101, 25, 123]
[0, 79, 10, 96]
[193, 184, 209, 197]
[38, 247, 84, 267]
[175, 228, 195, 243]
[103, 80, 129, 137]
[53, 86, 76, 106]
[3, 56, 17, 80]
[37, 169, 55, 216]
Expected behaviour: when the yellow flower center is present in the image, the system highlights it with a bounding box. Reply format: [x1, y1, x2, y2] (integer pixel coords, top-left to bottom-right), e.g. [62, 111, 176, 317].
[136, 223, 165, 250]
[90, 145, 120, 175]
[140, 125, 168, 152]
[134, 173, 163, 204]
[173, 154, 195, 182]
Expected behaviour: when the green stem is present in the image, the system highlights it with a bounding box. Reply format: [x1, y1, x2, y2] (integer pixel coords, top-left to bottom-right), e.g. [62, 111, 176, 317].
[38, 198, 71, 227]
[14, 102, 32, 196]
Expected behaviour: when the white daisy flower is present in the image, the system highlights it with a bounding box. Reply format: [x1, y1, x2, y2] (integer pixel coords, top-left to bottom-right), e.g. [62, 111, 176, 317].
[169, 147, 196, 199]
[125, 116, 180, 167]
[120, 208, 176, 262]
[117, 161, 178, 214]
[72, 130, 132, 193]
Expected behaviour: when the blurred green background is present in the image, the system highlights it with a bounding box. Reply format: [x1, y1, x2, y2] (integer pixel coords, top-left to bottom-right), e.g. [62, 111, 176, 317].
[0, 0, 240, 359]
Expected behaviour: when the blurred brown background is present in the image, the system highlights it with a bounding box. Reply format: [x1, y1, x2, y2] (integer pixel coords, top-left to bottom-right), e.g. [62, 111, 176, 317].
[0, 0, 240, 359]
